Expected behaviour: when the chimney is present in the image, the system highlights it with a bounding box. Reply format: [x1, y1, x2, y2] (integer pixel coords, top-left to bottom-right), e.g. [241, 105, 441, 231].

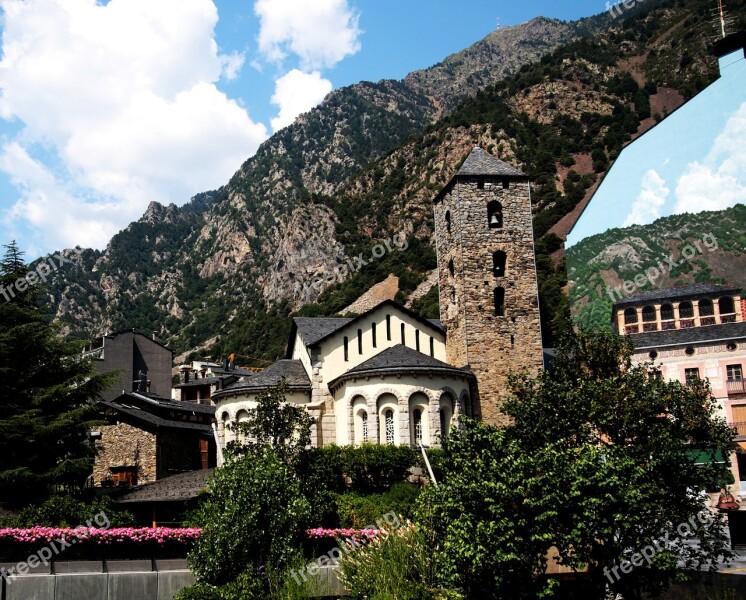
[179, 365, 191, 384]
[152, 331, 158, 342]
[137, 370, 148, 393]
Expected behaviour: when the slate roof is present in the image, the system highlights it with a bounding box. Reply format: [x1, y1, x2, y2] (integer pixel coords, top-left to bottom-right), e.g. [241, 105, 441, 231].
[455, 147, 526, 177]
[214, 359, 311, 398]
[630, 321, 746, 350]
[613, 284, 742, 309]
[293, 317, 353, 346]
[173, 376, 223, 389]
[114, 469, 213, 504]
[288, 300, 446, 358]
[98, 392, 215, 433]
[328, 344, 474, 391]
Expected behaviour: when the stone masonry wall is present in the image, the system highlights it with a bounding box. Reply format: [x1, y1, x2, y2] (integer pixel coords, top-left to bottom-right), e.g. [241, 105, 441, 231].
[434, 176, 544, 426]
[92, 422, 157, 486]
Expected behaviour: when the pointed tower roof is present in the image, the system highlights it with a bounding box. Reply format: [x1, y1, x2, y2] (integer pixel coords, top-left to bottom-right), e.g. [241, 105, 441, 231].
[434, 147, 527, 203]
[456, 147, 526, 177]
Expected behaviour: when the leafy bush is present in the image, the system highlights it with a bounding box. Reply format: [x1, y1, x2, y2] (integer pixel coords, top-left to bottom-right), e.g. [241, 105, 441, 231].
[336, 483, 421, 528]
[16, 494, 135, 528]
[341, 444, 417, 492]
[187, 446, 310, 587]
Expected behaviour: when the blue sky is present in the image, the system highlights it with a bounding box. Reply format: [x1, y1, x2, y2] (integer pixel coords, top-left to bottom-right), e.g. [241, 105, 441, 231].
[568, 49, 746, 246]
[0, 0, 609, 258]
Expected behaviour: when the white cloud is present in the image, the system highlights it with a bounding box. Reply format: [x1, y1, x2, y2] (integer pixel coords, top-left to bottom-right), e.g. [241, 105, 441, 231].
[270, 69, 332, 132]
[674, 102, 746, 214]
[220, 51, 246, 81]
[622, 169, 669, 227]
[254, 0, 361, 70]
[0, 0, 268, 252]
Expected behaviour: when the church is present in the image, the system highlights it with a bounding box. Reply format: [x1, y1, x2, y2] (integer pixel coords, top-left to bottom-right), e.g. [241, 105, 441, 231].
[213, 147, 545, 453]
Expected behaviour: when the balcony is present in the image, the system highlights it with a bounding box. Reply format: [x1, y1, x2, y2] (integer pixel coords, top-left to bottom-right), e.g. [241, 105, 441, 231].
[728, 379, 746, 396]
[732, 421, 746, 437]
[722, 314, 737, 324]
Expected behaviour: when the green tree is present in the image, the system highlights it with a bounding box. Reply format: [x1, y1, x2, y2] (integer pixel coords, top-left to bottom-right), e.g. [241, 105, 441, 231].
[186, 446, 310, 591]
[428, 419, 562, 599]
[229, 379, 314, 466]
[505, 328, 734, 599]
[0, 241, 116, 505]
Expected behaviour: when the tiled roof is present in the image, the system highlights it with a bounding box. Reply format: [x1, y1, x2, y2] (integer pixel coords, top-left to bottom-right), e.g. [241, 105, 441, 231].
[613, 284, 741, 309]
[126, 392, 215, 414]
[630, 321, 746, 350]
[215, 360, 311, 397]
[328, 344, 474, 391]
[98, 392, 215, 433]
[293, 317, 353, 346]
[115, 469, 213, 504]
[455, 147, 526, 177]
[99, 401, 214, 433]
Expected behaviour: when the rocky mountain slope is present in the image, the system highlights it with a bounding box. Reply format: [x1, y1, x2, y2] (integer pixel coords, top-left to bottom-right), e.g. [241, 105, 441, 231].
[39, 0, 746, 365]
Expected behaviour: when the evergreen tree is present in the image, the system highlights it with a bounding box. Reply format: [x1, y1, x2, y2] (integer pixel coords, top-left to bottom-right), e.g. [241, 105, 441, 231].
[0, 241, 115, 506]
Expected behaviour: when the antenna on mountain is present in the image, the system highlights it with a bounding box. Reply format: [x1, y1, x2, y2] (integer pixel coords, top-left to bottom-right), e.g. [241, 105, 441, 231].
[496, 16, 501, 30]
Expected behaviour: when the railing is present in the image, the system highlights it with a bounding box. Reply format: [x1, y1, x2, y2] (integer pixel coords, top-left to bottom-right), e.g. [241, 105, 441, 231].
[731, 421, 746, 437]
[722, 314, 737, 324]
[728, 379, 746, 395]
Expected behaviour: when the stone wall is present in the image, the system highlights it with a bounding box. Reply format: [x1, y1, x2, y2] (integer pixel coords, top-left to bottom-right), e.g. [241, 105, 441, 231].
[92, 423, 157, 486]
[434, 175, 544, 426]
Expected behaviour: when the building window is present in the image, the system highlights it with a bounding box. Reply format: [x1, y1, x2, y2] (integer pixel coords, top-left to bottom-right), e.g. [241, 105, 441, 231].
[372, 322, 377, 348]
[720, 296, 735, 316]
[415, 330, 420, 352]
[494, 287, 505, 317]
[649, 350, 658, 360]
[642, 306, 656, 322]
[685, 346, 695, 356]
[344, 336, 349, 361]
[445, 211, 451, 233]
[477, 177, 485, 190]
[698, 298, 714, 316]
[109, 466, 138, 488]
[487, 201, 503, 228]
[401, 323, 406, 345]
[429, 337, 435, 357]
[386, 315, 391, 340]
[448, 259, 455, 277]
[358, 329, 363, 355]
[413, 409, 422, 445]
[648, 369, 662, 381]
[685, 368, 700, 385]
[660, 303, 674, 321]
[384, 410, 395, 445]
[361, 412, 369, 442]
[493, 251, 507, 277]
[440, 409, 448, 440]
[502, 179, 509, 189]
[728, 365, 744, 382]
[679, 301, 694, 318]
[624, 308, 638, 324]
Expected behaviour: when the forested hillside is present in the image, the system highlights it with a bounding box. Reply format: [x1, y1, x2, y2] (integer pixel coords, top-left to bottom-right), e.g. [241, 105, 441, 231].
[568, 204, 746, 331]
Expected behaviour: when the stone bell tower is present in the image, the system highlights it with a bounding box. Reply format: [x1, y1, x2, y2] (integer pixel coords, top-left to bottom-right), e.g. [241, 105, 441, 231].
[433, 147, 543, 426]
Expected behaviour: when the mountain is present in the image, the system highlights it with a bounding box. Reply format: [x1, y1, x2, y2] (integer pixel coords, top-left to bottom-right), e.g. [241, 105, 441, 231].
[40, 0, 746, 365]
[568, 204, 746, 331]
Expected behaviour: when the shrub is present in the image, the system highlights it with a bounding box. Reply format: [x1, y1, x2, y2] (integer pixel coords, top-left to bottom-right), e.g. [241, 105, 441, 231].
[339, 520, 455, 600]
[340, 444, 417, 492]
[187, 446, 310, 587]
[16, 494, 135, 528]
[337, 483, 421, 528]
